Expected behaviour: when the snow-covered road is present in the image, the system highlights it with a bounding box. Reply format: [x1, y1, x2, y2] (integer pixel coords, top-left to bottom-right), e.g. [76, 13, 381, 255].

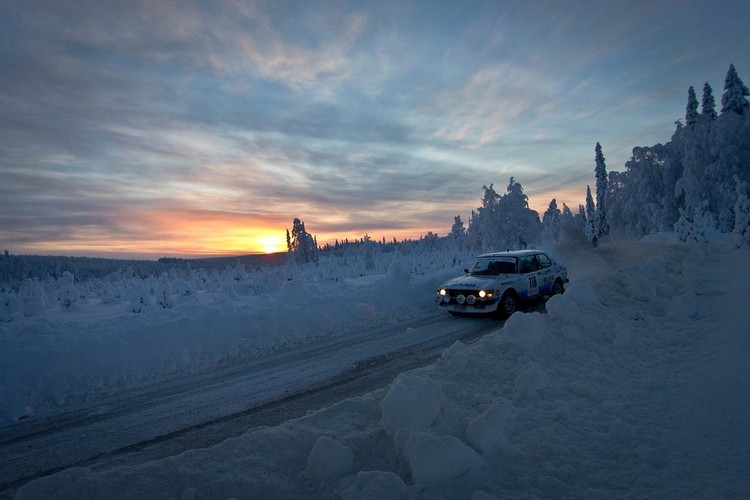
[13, 237, 745, 500]
[1, 308, 504, 496]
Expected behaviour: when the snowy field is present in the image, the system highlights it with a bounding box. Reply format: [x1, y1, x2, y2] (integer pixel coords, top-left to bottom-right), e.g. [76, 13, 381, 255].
[0, 246, 470, 424]
[5, 237, 750, 499]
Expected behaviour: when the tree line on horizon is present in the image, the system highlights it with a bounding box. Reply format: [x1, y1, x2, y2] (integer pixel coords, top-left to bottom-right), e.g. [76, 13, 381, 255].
[288, 63, 750, 264]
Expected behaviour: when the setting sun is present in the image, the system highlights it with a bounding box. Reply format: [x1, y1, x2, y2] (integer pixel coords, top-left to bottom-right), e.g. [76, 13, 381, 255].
[258, 234, 286, 254]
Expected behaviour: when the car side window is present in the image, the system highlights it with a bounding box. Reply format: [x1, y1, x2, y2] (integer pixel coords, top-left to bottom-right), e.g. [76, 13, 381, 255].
[519, 256, 538, 274]
[536, 253, 552, 268]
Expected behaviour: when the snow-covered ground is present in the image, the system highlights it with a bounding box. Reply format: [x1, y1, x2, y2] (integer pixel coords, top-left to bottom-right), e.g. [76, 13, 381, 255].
[0, 252, 466, 424]
[7, 237, 750, 499]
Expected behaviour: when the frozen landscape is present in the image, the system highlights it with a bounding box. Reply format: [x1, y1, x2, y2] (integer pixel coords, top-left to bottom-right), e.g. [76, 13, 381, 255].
[2, 235, 749, 499]
[1, 4, 749, 498]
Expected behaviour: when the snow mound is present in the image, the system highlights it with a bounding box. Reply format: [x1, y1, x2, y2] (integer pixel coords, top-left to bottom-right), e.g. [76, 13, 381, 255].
[515, 361, 549, 395]
[340, 471, 410, 500]
[380, 375, 444, 437]
[466, 396, 515, 455]
[545, 293, 580, 322]
[303, 436, 354, 480]
[502, 312, 546, 350]
[565, 282, 600, 307]
[404, 431, 483, 484]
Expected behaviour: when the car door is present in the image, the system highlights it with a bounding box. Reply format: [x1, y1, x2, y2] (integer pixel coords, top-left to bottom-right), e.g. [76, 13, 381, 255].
[535, 253, 555, 294]
[518, 255, 541, 298]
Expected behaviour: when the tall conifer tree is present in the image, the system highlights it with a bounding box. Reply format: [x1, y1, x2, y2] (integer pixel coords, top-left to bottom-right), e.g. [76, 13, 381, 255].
[701, 82, 717, 121]
[686, 86, 699, 128]
[594, 143, 610, 237]
[721, 64, 749, 115]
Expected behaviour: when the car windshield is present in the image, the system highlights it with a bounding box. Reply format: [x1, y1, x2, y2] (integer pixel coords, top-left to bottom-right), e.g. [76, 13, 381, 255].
[468, 256, 517, 275]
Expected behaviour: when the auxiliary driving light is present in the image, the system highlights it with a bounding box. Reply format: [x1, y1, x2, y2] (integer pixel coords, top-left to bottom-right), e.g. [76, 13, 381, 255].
[466, 294, 476, 305]
[456, 294, 466, 305]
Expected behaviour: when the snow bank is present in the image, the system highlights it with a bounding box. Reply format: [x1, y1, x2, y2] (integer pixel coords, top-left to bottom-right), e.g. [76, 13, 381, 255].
[13, 242, 750, 499]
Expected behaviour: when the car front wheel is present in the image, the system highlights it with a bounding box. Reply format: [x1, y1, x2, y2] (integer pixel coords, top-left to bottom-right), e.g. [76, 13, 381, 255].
[550, 278, 564, 296]
[497, 291, 517, 319]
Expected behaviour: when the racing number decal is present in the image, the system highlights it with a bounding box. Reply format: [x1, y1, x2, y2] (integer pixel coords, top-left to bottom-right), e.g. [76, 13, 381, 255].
[527, 275, 539, 297]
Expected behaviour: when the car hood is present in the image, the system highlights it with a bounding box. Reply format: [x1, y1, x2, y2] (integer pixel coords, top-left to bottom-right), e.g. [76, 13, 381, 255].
[440, 274, 515, 290]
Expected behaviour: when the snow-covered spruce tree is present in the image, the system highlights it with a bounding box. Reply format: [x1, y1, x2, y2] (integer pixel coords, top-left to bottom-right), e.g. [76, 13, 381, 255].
[608, 145, 677, 237]
[499, 177, 541, 249]
[686, 86, 699, 129]
[575, 204, 586, 233]
[733, 175, 750, 247]
[449, 215, 467, 250]
[59, 271, 80, 310]
[288, 218, 319, 264]
[465, 179, 540, 251]
[585, 185, 597, 243]
[560, 203, 585, 244]
[701, 82, 718, 122]
[467, 184, 500, 251]
[706, 64, 750, 231]
[721, 63, 750, 115]
[594, 143, 609, 238]
[542, 199, 562, 243]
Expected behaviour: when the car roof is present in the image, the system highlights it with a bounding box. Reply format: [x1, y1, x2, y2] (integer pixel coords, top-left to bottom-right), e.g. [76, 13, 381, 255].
[476, 249, 546, 258]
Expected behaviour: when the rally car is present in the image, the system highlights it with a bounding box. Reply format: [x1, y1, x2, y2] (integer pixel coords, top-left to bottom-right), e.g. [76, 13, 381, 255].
[436, 250, 568, 318]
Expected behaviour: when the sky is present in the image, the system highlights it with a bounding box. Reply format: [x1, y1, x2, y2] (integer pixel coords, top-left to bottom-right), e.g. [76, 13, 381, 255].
[1, 0, 749, 258]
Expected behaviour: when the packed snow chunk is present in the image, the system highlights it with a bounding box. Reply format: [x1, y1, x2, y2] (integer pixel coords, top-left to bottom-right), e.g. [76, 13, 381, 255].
[303, 436, 354, 480]
[404, 431, 483, 484]
[666, 292, 698, 320]
[381, 375, 444, 437]
[515, 361, 549, 395]
[565, 283, 600, 307]
[441, 340, 470, 371]
[466, 396, 515, 455]
[503, 312, 546, 350]
[545, 294, 580, 323]
[340, 471, 410, 500]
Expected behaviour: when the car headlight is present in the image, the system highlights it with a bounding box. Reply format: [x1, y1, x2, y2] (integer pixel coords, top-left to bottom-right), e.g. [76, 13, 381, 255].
[478, 290, 493, 299]
[478, 290, 486, 298]
[438, 288, 447, 296]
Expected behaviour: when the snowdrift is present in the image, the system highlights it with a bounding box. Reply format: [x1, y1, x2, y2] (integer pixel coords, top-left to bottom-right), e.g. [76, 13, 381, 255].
[14, 241, 750, 499]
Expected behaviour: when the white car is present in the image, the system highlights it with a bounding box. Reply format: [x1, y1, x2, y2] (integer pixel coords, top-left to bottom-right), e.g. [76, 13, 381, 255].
[436, 250, 568, 318]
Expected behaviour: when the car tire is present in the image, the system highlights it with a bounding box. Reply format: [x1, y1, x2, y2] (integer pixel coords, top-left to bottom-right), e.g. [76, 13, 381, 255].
[497, 290, 517, 319]
[550, 278, 564, 296]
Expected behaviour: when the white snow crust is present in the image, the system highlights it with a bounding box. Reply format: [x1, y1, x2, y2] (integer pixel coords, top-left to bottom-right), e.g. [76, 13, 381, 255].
[7, 238, 750, 499]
